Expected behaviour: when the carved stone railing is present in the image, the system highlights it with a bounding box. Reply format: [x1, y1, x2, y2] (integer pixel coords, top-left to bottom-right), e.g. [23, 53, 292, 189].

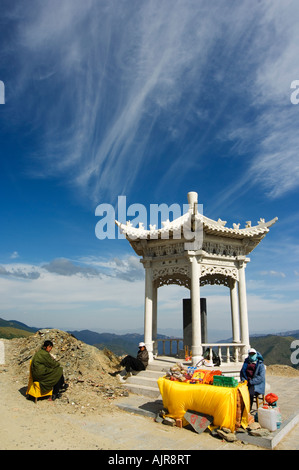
[155, 338, 183, 356]
[154, 339, 246, 363]
[201, 343, 246, 364]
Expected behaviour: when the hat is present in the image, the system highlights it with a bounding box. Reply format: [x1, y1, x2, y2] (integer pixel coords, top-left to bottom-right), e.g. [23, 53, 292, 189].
[138, 342, 145, 347]
[248, 348, 256, 354]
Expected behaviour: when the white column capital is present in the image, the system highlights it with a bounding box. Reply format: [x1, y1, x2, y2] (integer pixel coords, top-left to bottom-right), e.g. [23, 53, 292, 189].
[186, 251, 203, 263]
[142, 259, 153, 269]
[236, 256, 250, 269]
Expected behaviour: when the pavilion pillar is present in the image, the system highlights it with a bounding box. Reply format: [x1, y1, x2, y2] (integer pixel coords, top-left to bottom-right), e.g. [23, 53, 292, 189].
[190, 254, 202, 365]
[229, 278, 240, 343]
[152, 283, 158, 356]
[144, 261, 154, 361]
[237, 257, 250, 358]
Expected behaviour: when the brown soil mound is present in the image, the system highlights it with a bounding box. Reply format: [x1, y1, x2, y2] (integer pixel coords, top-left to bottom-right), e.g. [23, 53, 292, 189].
[266, 364, 299, 377]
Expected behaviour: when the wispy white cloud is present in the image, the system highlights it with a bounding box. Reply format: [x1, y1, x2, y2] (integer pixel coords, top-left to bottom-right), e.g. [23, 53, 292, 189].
[203, 2, 299, 210]
[42, 258, 100, 278]
[3, 1, 299, 210]
[260, 270, 286, 279]
[0, 254, 144, 282]
[0, 265, 40, 280]
[79, 255, 144, 281]
[2, 1, 272, 202]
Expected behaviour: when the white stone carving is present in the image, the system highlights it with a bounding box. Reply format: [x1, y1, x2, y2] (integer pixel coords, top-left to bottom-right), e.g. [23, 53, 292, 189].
[153, 263, 191, 289]
[202, 241, 243, 257]
[147, 243, 185, 258]
[217, 218, 227, 226]
[200, 264, 238, 282]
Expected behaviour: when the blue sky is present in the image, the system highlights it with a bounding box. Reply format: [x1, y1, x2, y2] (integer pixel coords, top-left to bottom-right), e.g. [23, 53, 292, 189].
[0, 1, 298, 339]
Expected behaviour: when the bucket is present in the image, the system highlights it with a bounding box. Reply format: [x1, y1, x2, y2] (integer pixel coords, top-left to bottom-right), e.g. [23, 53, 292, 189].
[258, 406, 277, 431]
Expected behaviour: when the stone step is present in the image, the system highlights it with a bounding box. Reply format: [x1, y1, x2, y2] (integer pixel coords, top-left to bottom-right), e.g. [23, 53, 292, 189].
[134, 369, 165, 379]
[126, 374, 160, 387]
[122, 382, 162, 399]
[120, 357, 243, 398]
[122, 362, 168, 397]
[146, 361, 179, 372]
[119, 358, 172, 398]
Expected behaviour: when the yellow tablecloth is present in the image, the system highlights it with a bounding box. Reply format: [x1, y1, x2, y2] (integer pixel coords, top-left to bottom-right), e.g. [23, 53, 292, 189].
[158, 377, 250, 431]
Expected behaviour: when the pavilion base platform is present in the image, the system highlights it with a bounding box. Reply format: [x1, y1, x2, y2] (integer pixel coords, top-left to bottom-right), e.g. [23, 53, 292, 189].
[117, 362, 299, 449]
[120, 355, 243, 399]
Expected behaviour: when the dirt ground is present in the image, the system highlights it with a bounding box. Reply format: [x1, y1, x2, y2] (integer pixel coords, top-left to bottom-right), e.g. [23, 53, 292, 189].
[1, 330, 299, 451]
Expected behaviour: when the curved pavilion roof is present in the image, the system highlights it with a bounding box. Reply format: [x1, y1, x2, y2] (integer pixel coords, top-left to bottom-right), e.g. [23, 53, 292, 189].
[115, 209, 278, 243]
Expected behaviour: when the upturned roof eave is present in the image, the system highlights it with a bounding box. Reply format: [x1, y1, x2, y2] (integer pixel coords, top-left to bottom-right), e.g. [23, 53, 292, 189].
[115, 215, 278, 242]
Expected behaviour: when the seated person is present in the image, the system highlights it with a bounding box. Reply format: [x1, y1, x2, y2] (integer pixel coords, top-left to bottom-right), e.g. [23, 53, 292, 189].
[111, 342, 149, 380]
[31, 340, 68, 400]
[240, 347, 265, 409]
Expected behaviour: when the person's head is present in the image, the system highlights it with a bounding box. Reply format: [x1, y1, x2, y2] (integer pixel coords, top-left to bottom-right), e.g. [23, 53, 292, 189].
[43, 340, 53, 352]
[248, 347, 257, 362]
[138, 342, 146, 350]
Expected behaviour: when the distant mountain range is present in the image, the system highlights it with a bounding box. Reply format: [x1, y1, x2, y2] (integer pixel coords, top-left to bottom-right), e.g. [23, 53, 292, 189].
[0, 317, 298, 367]
[69, 329, 151, 356]
[0, 318, 174, 356]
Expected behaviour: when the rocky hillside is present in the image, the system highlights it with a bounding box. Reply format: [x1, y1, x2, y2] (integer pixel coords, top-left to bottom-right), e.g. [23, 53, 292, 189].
[5, 328, 129, 413]
[250, 335, 299, 369]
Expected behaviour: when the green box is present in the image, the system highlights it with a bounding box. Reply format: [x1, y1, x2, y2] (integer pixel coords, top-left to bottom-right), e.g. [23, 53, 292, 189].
[212, 376, 238, 388]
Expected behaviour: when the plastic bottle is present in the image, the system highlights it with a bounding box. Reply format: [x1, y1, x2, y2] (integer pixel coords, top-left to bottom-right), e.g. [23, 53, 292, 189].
[258, 406, 277, 431]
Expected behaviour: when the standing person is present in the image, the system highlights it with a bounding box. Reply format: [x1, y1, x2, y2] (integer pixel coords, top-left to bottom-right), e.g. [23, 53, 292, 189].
[31, 340, 68, 400]
[111, 342, 149, 380]
[240, 348, 266, 409]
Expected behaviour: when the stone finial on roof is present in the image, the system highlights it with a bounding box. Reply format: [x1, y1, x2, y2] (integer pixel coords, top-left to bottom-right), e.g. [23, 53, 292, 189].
[187, 191, 198, 214]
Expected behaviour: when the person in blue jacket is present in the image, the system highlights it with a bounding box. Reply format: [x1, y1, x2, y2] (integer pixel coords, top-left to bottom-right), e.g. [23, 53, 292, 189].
[240, 347, 266, 409]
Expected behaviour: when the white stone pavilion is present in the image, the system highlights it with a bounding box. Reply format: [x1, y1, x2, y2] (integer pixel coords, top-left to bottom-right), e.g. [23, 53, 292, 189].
[116, 192, 278, 366]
